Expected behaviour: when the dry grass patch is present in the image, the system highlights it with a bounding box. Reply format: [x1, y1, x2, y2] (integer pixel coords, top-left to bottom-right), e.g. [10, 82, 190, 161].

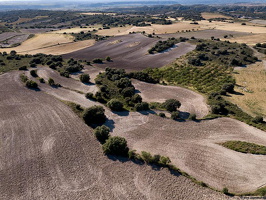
[23, 40, 95, 55]
[199, 20, 266, 34]
[80, 12, 115, 16]
[53, 25, 102, 34]
[201, 12, 232, 20]
[0, 33, 75, 54]
[226, 61, 266, 116]
[97, 22, 204, 36]
[226, 34, 266, 46]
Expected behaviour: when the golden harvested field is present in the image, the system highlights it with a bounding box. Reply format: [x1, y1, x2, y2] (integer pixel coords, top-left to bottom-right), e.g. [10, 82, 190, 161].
[0, 33, 95, 55]
[201, 12, 232, 20]
[97, 22, 203, 36]
[226, 60, 266, 117]
[53, 25, 102, 34]
[199, 20, 266, 34]
[80, 12, 115, 16]
[226, 33, 266, 45]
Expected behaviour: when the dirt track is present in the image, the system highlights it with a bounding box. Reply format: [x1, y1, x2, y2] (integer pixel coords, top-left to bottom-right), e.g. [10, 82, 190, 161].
[35, 66, 266, 194]
[0, 71, 236, 200]
[64, 33, 196, 71]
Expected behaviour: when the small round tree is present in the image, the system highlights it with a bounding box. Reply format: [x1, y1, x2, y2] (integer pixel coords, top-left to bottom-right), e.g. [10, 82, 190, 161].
[25, 80, 38, 88]
[94, 125, 110, 143]
[48, 78, 55, 86]
[107, 99, 124, 111]
[102, 136, 129, 156]
[79, 74, 90, 83]
[171, 111, 180, 120]
[83, 105, 106, 125]
[222, 83, 234, 93]
[163, 99, 181, 112]
[30, 70, 38, 77]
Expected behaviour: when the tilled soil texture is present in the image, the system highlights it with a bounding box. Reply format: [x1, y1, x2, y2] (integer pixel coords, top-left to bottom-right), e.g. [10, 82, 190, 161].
[0, 71, 236, 200]
[63, 33, 196, 71]
[132, 79, 209, 118]
[36, 67, 266, 194]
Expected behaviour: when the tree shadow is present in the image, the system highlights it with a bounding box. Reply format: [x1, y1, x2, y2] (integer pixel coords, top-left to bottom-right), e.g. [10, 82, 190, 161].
[28, 87, 41, 91]
[231, 91, 244, 96]
[135, 89, 141, 94]
[104, 119, 115, 132]
[111, 110, 130, 117]
[178, 111, 190, 119]
[137, 110, 156, 115]
[83, 82, 95, 86]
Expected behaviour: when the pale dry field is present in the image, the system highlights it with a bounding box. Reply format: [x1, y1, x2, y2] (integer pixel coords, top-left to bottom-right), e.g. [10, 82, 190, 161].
[226, 33, 266, 45]
[199, 20, 266, 33]
[0, 70, 236, 200]
[97, 22, 203, 36]
[36, 66, 266, 194]
[226, 60, 266, 116]
[201, 12, 232, 20]
[80, 12, 115, 16]
[53, 25, 102, 34]
[0, 33, 95, 55]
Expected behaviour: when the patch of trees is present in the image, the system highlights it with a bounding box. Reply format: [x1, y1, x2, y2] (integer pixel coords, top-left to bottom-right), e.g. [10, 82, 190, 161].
[254, 43, 266, 54]
[127, 70, 159, 84]
[94, 68, 149, 111]
[221, 141, 266, 155]
[148, 37, 189, 54]
[72, 31, 109, 42]
[83, 105, 107, 125]
[193, 39, 258, 67]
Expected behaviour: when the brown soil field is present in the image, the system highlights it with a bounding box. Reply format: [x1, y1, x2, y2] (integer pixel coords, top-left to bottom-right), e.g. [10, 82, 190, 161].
[201, 12, 232, 20]
[80, 12, 115, 16]
[132, 79, 209, 118]
[0, 70, 236, 200]
[64, 33, 196, 71]
[250, 20, 266, 25]
[20, 28, 56, 34]
[36, 66, 266, 194]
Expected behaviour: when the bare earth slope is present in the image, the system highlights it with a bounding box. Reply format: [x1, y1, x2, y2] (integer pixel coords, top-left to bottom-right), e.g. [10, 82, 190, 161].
[0, 71, 234, 200]
[132, 79, 209, 118]
[36, 66, 266, 194]
[64, 34, 196, 71]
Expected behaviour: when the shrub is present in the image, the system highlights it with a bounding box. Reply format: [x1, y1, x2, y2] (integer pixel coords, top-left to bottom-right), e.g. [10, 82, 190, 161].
[135, 102, 149, 111]
[30, 70, 38, 77]
[25, 80, 38, 88]
[222, 83, 234, 93]
[107, 99, 124, 111]
[131, 94, 142, 103]
[19, 66, 27, 70]
[159, 113, 166, 118]
[141, 151, 153, 164]
[20, 74, 28, 83]
[106, 56, 111, 62]
[85, 92, 94, 99]
[252, 116, 264, 123]
[93, 58, 103, 63]
[171, 111, 180, 120]
[83, 105, 106, 125]
[121, 87, 135, 97]
[48, 78, 55, 86]
[79, 74, 90, 83]
[94, 125, 110, 143]
[222, 187, 229, 195]
[189, 113, 197, 120]
[159, 156, 171, 166]
[102, 136, 129, 156]
[39, 78, 45, 83]
[163, 99, 181, 112]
